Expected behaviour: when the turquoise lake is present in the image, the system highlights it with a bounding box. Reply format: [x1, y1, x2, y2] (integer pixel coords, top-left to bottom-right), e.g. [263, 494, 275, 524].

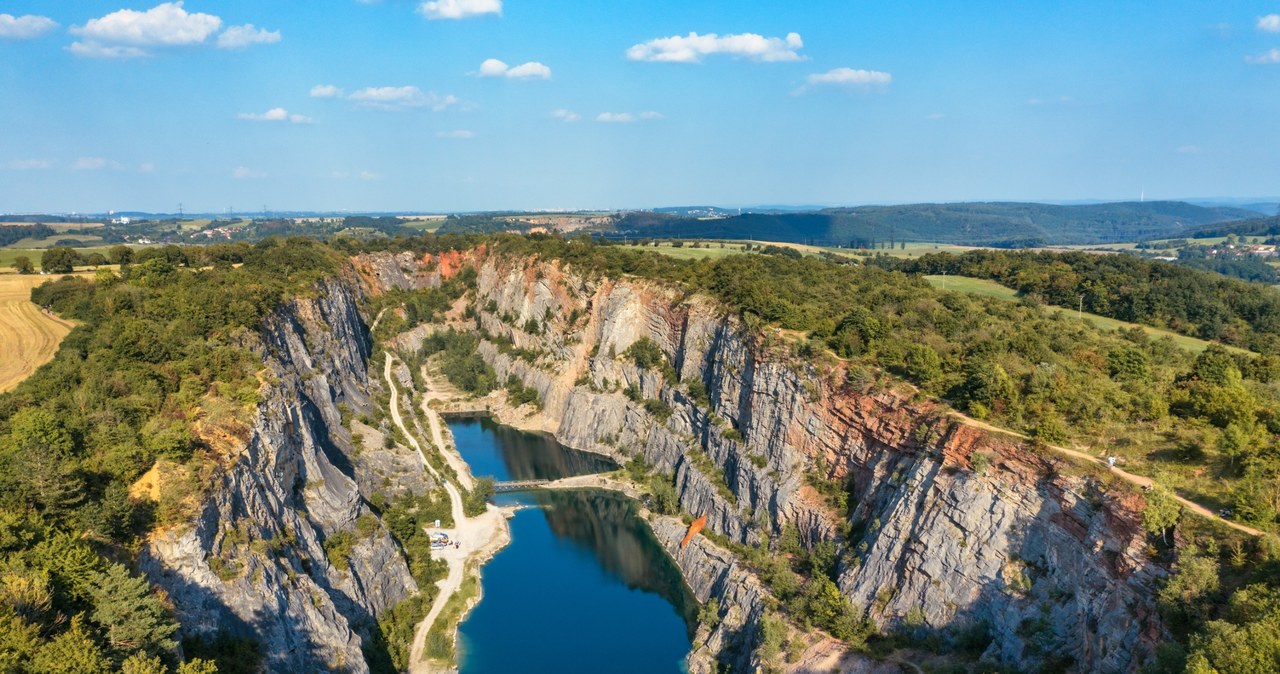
[449, 418, 696, 674]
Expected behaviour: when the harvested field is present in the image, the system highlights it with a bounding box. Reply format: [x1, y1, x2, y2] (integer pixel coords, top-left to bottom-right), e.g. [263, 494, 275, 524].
[0, 273, 78, 393]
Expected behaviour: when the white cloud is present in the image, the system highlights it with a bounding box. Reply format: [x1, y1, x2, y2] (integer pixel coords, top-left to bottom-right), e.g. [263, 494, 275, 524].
[67, 41, 149, 59]
[217, 24, 280, 49]
[1246, 48, 1280, 64]
[350, 85, 425, 107]
[551, 109, 581, 122]
[0, 14, 58, 39]
[437, 130, 474, 139]
[237, 108, 313, 123]
[1258, 14, 1280, 32]
[506, 61, 551, 79]
[418, 0, 502, 20]
[239, 107, 288, 121]
[596, 113, 634, 123]
[138, 163, 156, 173]
[927, 112, 945, 120]
[73, 157, 124, 171]
[626, 31, 803, 64]
[477, 58, 551, 79]
[1176, 145, 1200, 154]
[792, 67, 892, 95]
[72, 2, 221, 48]
[349, 86, 459, 111]
[595, 111, 663, 123]
[232, 166, 264, 179]
[359, 170, 379, 180]
[310, 84, 344, 98]
[3, 159, 54, 170]
[69, 3, 276, 57]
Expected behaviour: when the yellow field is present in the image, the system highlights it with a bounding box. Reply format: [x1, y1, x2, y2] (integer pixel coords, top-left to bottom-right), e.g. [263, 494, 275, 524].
[0, 274, 79, 393]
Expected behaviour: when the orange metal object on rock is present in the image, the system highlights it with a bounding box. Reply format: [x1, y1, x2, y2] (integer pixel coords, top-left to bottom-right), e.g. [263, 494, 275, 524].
[681, 515, 707, 549]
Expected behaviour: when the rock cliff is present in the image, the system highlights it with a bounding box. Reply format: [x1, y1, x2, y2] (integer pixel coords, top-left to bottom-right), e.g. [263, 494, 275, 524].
[451, 251, 1166, 673]
[139, 246, 1168, 673]
[141, 277, 427, 673]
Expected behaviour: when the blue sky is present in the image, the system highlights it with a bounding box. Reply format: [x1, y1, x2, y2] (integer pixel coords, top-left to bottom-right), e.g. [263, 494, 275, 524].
[1, 1, 1279, 213]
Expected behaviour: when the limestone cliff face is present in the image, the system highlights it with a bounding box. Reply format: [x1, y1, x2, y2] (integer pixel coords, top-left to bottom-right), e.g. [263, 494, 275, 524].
[454, 252, 1166, 673]
[141, 277, 424, 673]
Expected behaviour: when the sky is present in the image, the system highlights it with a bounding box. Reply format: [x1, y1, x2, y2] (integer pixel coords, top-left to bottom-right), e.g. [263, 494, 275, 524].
[1, 1, 1279, 213]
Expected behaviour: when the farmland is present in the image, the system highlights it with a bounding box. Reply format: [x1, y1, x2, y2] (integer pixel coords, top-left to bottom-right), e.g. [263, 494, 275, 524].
[0, 272, 78, 393]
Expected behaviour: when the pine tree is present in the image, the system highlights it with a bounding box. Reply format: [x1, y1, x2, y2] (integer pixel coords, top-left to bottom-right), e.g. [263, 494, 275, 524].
[31, 614, 112, 674]
[88, 563, 178, 656]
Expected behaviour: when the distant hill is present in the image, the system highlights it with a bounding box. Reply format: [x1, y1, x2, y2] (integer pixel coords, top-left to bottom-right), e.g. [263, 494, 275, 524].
[1181, 215, 1280, 240]
[606, 201, 1256, 247]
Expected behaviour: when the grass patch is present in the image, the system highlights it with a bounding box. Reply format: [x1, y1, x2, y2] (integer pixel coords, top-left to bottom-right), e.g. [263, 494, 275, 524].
[924, 274, 1249, 354]
[425, 569, 481, 663]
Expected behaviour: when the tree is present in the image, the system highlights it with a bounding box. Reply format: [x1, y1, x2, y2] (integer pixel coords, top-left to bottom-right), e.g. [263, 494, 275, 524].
[1142, 486, 1182, 545]
[108, 245, 134, 265]
[85, 252, 107, 267]
[31, 615, 112, 674]
[40, 247, 82, 274]
[87, 563, 179, 656]
[12, 255, 33, 274]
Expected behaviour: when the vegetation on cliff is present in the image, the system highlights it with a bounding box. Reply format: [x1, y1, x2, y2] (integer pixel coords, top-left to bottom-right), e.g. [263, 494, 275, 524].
[0, 238, 341, 672]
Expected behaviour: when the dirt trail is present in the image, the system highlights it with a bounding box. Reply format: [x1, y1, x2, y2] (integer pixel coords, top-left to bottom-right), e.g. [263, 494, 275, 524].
[383, 356, 509, 673]
[950, 411, 1265, 537]
[0, 274, 77, 393]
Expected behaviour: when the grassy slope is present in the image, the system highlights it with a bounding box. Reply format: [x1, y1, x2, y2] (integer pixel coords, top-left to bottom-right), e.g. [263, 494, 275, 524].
[923, 275, 1251, 354]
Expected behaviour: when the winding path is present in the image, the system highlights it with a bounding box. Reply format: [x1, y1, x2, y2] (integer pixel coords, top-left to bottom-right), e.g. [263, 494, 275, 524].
[383, 355, 506, 673]
[950, 412, 1265, 537]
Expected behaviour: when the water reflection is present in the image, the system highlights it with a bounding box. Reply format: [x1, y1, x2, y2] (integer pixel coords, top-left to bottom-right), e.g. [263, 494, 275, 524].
[450, 418, 695, 674]
[535, 489, 699, 633]
[448, 417, 617, 481]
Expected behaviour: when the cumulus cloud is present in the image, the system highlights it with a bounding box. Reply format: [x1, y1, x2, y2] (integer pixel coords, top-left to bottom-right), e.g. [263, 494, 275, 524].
[1246, 48, 1280, 64]
[626, 31, 803, 63]
[0, 14, 58, 39]
[792, 67, 892, 95]
[551, 109, 581, 122]
[348, 86, 459, 111]
[238, 108, 313, 123]
[436, 130, 474, 138]
[3, 159, 54, 170]
[73, 157, 125, 171]
[70, 3, 278, 58]
[232, 166, 264, 179]
[1259, 14, 1280, 32]
[310, 84, 344, 98]
[72, 2, 221, 48]
[239, 107, 288, 121]
[217, 24, 280, 49]
[477, 58, 551, 79]
[418, 0, 502, 20]
[595, 111, 663, 123]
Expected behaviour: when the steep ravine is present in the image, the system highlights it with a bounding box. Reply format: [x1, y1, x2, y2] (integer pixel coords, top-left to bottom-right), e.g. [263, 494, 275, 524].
[138, 249, 1168, 674]
[399, 250, 1166, 673]
[141, 277, 430, 673]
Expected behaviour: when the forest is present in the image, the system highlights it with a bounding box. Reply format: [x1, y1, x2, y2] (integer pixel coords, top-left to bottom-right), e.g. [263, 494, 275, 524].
[604, 201, 1256, 247]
